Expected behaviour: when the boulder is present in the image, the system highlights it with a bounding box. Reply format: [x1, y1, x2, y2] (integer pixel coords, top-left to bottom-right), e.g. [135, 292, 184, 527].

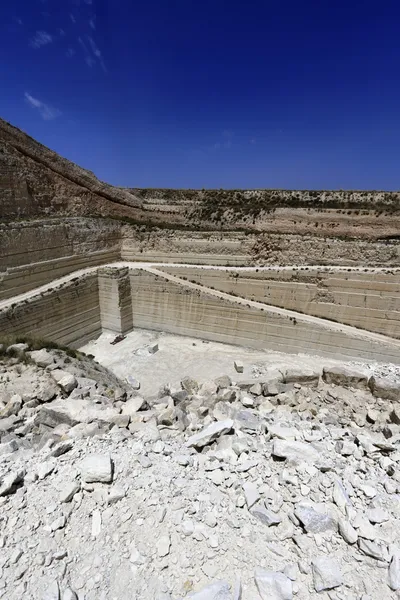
[80, 453, 113, 483]
[0, 394, 22, 418]
[181, 376, 199, 394]
[185, 581, 231, 599]
[29, 349, 54, 368]
[311, 556, 343, 592]
[294, 502, 337, 533]
[322, 365, 369, 389]
[51, 369, 78, 393]
[121, 396, 146, 416]
[250, 503, 282, 527]
[369, 377, 400, 402]
[214, 375, 232, 389]
[272, 439, 320, 465]
[185, 419, 234, 448]
[283, 367, 320, 385]
[0, 469, 25, 496]
[254, 567, 293, 600]
[234, 360, 244, 373]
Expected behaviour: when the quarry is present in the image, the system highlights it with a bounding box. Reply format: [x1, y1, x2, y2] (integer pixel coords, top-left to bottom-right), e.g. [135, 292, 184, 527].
[0, 117, 400, 599]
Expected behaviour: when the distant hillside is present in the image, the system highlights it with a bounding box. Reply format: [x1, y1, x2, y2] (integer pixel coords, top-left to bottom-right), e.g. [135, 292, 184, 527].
[0, 118, 399, 241]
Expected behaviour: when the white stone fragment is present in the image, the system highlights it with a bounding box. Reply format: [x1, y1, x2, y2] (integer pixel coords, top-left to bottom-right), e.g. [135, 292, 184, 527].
[80, 454, 113, 483]
[312, 556, 343, 592]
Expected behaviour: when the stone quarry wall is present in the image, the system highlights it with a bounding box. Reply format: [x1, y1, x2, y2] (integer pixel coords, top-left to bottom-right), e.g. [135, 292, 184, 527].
[98, 267, 133, 334]
[121, 227, 400, 267]
[121, 228, 253, 265]
[0, 275, 101, 348]
[159, 266, 400, 339]
[0, 218, 121, 300]
[128, 269, 400, 363]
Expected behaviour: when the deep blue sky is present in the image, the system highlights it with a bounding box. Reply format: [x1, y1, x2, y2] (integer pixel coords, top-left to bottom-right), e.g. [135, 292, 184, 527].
[2, 0, 400, 189]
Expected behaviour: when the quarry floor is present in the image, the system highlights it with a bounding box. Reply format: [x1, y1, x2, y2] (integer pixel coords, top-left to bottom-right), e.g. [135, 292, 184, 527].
[79, 328, 398, 397]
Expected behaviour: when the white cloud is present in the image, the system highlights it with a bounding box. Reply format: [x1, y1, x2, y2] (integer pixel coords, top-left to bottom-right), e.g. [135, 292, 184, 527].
[87, 35, 101, 59]
[24, 92, 61, 121]
[30, 30, 53, 48]
[87, 35, 108, 73]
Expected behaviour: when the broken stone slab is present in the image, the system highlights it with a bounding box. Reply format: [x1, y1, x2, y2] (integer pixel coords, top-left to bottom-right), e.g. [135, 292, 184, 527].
[126, 375, 141, 390]
[311, 556, 343, 592]
[181, 376, 199, 394]
[332, 478, 352, 512]
[214, 375, 232, 390]
[322, 365, 369, 389]
[358, 538, 389, 562]
[254, 567, 293, 600]
[338, 518, 358, 545]
[7, 343, 29, 354]
[29, 349, 54, 368]
[267, 424, 298, 441]
[250, 503, 282, 527]
[0, 469, 25, 496]
[234, 360, 244, 373]
[183, 580, 231, 599]
[0, 415, 18, 433]
[35, 398, 119, 428]
[156, 533, 171, 557]
[283, 367, 320, 385]
[262, 382, 288, 396]
[121, 396, 146, 416]
[242, 481, 260, 509]
[294, 502, 337, 533]
[185, 419, 234, 449]
[42, 579, 60, 600]
[389, 549, 400, 591]
[272, 439, 320, 465]
[59, 481, 80, 503]
[50, 370, 78, 393]
[80, 454, 113, 483]
[369, 376, 400, 402]
[0, 394, 22, 418]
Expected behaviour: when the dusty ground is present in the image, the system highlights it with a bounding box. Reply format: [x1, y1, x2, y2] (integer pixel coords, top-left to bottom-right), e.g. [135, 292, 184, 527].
[79, 329, 397, 398]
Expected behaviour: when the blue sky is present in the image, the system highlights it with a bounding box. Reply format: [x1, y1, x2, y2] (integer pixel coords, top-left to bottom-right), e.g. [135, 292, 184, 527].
[2, 0, 400, 189]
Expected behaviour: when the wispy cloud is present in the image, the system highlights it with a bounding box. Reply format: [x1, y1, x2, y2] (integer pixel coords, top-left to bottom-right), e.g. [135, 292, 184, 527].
[70, 14, 76, 24]
[89, 18, 96, 30]
[58, 28, 66, 37]
[24, 92, 61, 121]
[250, 138, 256, 145]
[30, 30, 53, 48]
[66, 47, 75, 58]
[16, 18, 23, 26]
[78, 34, 107, 72]
[212, 130, 234, 150]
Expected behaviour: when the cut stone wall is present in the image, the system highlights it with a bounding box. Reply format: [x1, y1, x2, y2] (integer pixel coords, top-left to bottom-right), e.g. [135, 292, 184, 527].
[128, 269, 400, 363]
[0, 218, 121, 300]
[159, 266, 400, 339]
[0, 275, 101, 348]
[98, 267, 133, 334]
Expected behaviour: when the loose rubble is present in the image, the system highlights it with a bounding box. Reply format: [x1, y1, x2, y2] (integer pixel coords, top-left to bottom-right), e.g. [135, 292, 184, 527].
[0, 343, 400, 598]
